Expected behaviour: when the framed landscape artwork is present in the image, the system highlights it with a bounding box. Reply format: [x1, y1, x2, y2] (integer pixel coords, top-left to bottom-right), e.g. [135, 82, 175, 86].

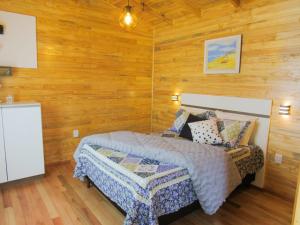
[204, 35, 242, 74]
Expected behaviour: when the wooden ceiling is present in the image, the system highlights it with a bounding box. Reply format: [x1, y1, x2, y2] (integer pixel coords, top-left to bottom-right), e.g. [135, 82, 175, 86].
[105, 0, 240, 26]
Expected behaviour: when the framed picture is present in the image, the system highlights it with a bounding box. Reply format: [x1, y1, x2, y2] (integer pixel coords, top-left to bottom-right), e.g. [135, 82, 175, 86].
[204, 35, 242, 74]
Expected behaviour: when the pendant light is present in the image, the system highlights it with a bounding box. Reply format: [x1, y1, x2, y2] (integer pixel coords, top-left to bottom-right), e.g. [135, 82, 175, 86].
[119, 0, 138, 30]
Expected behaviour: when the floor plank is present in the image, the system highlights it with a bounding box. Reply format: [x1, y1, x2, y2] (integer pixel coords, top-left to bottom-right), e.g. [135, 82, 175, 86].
[0, 163, 294, 225]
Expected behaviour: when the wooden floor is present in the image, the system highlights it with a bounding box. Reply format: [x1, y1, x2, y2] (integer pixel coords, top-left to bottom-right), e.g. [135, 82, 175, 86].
[0, 163, 294, 225]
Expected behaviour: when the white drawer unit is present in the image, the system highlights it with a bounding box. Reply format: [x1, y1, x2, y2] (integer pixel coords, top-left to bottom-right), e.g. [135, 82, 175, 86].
[0, 103, 45, 183]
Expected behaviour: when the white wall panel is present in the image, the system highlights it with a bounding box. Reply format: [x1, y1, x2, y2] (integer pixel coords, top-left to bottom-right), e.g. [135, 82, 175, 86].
[0, 11, 37, 68]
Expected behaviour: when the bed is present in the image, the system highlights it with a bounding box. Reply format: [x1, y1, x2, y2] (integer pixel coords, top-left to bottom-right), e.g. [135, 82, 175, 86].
[73, 94, 272, 225]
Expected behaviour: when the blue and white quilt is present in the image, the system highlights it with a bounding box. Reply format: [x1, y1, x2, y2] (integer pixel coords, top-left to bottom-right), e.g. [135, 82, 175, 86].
[74, 144, 197, 225]
[74, 131, 244, 225]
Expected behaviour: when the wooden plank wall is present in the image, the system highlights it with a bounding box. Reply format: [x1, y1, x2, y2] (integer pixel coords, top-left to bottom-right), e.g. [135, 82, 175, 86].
[152, 0, 300, 200]
[292, 168, 300, 225]
[0, 0, 153, 164]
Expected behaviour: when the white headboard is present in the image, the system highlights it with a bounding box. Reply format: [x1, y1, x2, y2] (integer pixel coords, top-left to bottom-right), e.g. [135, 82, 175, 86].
[181, 93, 272, 188]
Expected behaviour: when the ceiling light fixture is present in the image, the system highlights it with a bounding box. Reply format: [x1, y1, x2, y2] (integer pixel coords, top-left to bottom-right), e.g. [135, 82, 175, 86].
[119, 0, 138, 30]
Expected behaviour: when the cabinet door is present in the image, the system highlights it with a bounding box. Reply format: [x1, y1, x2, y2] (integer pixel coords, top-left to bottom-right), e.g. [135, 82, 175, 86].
[0, 108, 7, 183]
[2, 106, 45, 181]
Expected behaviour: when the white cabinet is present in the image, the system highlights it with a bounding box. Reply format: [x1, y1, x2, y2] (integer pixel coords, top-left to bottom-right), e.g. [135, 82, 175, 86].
[0, 103, 45, 183]
[0, 110, 7, 183]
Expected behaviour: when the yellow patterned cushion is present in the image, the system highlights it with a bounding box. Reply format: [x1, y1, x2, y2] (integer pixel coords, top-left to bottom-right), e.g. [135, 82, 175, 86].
[217, 119, 250, 148]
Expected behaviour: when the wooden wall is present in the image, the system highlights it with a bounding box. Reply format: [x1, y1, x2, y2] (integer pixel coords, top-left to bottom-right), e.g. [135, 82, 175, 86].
[0, 0, 153, 164]
[292, 169, 300, 225]
[152, 0, 300, 200]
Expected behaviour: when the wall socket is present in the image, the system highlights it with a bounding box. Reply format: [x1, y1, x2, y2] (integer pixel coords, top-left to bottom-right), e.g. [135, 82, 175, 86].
[274, 153, 283, 164]
[73, 129, 80, 138]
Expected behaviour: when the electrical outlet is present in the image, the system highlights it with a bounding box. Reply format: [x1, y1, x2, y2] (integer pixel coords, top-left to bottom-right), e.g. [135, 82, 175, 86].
[274, 153, 283, 164]
[73, 129, 80, 138]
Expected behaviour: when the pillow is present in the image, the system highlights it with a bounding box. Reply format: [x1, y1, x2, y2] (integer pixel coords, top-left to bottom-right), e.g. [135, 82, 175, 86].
[181, 107, 216, 118]
[170, 110, 190, 133]
[188, 119, 223, 145]
[215, 110, 257, 146]
[196, 110, 216, 120]
[217, 119, 251, 148]
[170, 109, 215, 134]
[179, 114, 207, 140]
[175, 109, 185, 118]
[239, 121, 256, 146]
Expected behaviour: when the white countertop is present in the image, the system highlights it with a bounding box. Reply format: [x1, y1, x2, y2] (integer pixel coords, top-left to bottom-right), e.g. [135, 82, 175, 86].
[0, 102, 40, 108]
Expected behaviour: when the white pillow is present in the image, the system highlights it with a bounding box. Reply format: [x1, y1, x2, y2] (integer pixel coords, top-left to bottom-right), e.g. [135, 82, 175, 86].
[188, 119, 223, 145]
[215, 110, 257, 146]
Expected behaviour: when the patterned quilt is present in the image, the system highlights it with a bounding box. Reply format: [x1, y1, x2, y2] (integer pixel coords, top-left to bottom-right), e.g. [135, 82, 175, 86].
[74, 144, 197, 225]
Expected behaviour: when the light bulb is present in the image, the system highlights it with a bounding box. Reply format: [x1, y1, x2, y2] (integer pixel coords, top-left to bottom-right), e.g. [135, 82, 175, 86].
[124, 12, 133, 25]
[119, 5, 137, 30]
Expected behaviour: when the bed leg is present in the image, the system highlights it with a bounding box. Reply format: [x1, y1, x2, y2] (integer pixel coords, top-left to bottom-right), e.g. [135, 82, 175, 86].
[86, 176, 92, 188]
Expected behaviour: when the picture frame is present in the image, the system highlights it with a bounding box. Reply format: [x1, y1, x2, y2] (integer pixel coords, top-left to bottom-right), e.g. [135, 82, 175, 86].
[204, 35, 242, 74]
